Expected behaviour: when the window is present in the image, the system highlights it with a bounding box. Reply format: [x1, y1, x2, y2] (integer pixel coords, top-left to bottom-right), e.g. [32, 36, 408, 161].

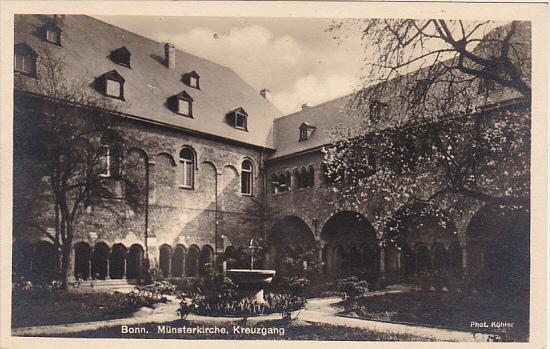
[14, 43, 37, 77]
[226, 108, 248, 131]
[182, 71, 200, 89]
[110, 47, 131, 68]
[179, 148, 195, 189]
[299, 122, 316, 141]
[106, 79, 121, 98]
[235, 112, 247, 129]
[178, 99, 190, 116]
[97, 70, 125, 100]
[100, 133, 122, 178]
[478, 78, 497, 95]
[369, 101, 388, 123]
[46, 30, 57, 43]
[241, 160, 253, 195]
[41, 22, 62, 45]
[169, 91, 193, 117]
[189, 76, 198, 88]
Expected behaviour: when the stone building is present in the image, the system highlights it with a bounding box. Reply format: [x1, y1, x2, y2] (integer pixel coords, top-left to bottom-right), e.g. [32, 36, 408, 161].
[13, 15, 530, 291]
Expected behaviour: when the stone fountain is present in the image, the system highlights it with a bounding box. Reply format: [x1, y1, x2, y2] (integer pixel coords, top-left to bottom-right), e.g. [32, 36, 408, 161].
[226, 239, 276, 303]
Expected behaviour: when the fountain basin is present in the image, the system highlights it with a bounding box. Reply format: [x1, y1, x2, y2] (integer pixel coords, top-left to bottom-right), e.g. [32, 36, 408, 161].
[226, 269, 276, 303]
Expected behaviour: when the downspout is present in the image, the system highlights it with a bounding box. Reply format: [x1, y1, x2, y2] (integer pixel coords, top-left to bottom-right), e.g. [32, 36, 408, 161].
[144, 160, 150, 271]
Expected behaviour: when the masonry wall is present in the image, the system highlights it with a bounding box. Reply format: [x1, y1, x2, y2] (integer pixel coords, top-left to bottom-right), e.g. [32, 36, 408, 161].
[13, 93, 269, 276]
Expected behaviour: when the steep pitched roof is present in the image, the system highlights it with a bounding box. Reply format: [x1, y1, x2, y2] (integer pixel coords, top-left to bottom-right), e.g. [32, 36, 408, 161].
[14, 15, 280, 149]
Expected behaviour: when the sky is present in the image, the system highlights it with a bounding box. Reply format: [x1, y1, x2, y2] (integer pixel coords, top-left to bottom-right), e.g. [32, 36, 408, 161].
[93, 16, 365, 115]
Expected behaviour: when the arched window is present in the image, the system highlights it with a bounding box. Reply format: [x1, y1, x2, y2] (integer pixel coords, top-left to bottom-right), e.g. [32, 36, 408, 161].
[179, 148, 195, 189]
[15, 43, 38, 77]
[241, 160, 253, 195]
[300, 168, 308, 188]
[271, 174, 279, 193]
[308, 165, 315, 187]
[100, 133, 122, 178]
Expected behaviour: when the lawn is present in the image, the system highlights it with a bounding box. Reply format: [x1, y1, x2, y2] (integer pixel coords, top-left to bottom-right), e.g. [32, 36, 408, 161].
[12, 289, 141, 328]
[39, 319, 436, 341]
[339, 290, 529, 342]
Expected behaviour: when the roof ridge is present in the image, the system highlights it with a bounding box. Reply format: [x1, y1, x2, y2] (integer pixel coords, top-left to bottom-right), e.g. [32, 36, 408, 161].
[275, 92, 354, 121]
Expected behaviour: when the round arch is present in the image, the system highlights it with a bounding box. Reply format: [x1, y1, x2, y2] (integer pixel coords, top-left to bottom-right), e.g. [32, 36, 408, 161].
[127, 244, 144, 280]
[200, 245, 215, 276]
[268, 216, 315, 273]
[74, 242, 92, 280]
[186, 245, 200, 277]
[171, 244, 186, 277]
[320, 211, 378, 276]
[466, 204, 529, 292]
[91, 242, 110, 280]
[159, 244, 172, 277]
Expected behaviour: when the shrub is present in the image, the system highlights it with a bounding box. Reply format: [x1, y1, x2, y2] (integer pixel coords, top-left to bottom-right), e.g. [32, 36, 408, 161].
[271, 276, 310, 296]
[178, 291, 306, 318]
[125, 281, 176, 307]
[143, 267, 163, 285]
[335, 276, 370, 301]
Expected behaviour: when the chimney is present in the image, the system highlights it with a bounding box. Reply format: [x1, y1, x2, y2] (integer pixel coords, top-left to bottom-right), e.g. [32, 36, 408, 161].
[164, 43, 176, 70]
[53, 14, 65, 26]
[301, 103, 309, 110]
[260, 88, 271, 101]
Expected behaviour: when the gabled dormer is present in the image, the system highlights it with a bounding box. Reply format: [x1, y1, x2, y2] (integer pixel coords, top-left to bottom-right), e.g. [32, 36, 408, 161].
[226, 107, 248, 131]
[299, 122, 316, 141]
[14, 42, 38, 77]
[109, 47, 131, 68]
[182, 71, 200, 89]
[40, 21, 62, 46]
[96, 70, 125, 100]
[168, 90, 194, 117]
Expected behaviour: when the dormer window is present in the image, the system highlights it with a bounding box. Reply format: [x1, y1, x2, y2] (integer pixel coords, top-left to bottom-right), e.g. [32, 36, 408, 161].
[110, 47, 131, 68]
[41, 22, 62, 45]
[478, 78, 497, 95]
[168, 90, 194, 117]
[14, 43, 38, 77]
[97, 70, 125, 100]
[299, 122, 316, 141]
[369, 100, 388, 122]
[226, 108, 248, 131]
[182, 71, 200, 89]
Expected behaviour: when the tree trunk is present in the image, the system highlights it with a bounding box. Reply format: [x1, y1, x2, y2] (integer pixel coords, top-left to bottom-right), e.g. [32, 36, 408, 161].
[61, 224, 73, 289]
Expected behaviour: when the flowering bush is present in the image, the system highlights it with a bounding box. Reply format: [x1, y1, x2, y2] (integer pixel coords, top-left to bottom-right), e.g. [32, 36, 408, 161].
[178, 291, 306, 318]
[125, 281, 176, 307]
[335, 276, 370, 301]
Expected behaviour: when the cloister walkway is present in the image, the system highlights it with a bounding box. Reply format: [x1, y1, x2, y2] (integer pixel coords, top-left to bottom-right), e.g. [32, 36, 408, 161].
[12, 293, 491, 341]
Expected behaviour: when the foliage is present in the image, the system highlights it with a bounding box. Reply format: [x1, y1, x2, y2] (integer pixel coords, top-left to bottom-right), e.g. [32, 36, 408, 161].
[334, 276, 370, 301]
[179, 291, 306, 318]
[125, 281, 176, 307]
[324, 20, 531, 234]
[271, 276, 310, 296]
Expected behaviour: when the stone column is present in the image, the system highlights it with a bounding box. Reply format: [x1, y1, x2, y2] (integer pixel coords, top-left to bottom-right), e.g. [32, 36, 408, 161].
[396, 251, 402, 271]
[105, 257, 110, 280]
[87, 258, 92, 281]
[123, 258, 127, 280]
[379, 247, 386, 273]
[461, 243, 468, 273]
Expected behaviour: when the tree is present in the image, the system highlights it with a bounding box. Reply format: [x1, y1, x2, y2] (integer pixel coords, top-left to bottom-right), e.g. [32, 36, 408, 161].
[14, 47, 142, 288]
[324, 20, 531, 232]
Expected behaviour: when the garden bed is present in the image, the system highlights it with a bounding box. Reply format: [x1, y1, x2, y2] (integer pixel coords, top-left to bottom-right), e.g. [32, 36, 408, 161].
[338, 290, 529, 341]
[12, 289, 142, 328]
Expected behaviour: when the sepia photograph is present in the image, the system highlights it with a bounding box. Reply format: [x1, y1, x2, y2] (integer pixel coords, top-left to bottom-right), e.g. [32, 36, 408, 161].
[1, 1, 547, 348]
